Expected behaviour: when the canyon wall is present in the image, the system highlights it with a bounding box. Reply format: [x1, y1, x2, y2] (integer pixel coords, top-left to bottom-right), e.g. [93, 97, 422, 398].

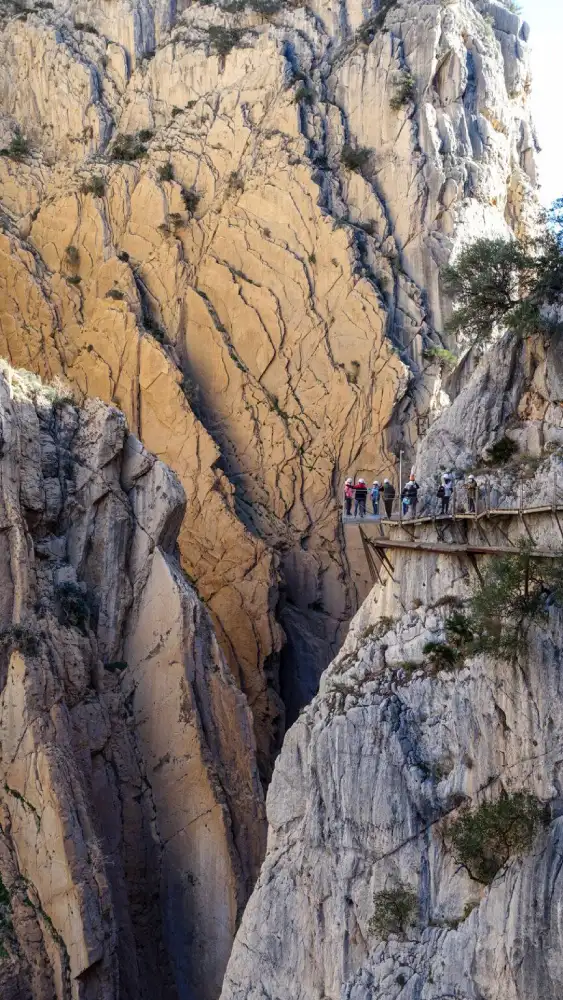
[0, 0, 538, 751]
[221, 328, 563, 1000]
[0, 365, 264, 1000]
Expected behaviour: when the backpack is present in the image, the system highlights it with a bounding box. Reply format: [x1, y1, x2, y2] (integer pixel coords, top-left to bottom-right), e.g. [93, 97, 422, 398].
[437, 485, 445, 498]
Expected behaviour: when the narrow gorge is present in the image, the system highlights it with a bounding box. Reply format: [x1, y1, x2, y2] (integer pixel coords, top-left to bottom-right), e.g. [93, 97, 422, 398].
[0, 0, 559, 997]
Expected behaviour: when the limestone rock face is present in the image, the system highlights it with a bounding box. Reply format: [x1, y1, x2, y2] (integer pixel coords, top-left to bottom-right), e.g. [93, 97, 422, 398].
[221, 504, 563, 1000]
[0, 365, 264, 1000]
[0, 0, 538, 756]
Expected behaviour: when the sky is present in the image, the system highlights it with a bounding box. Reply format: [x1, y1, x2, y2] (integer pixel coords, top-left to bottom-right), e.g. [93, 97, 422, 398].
[521, 0, 561, 206]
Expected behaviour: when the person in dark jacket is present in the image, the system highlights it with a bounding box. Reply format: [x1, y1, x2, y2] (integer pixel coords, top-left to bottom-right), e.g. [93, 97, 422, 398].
[402, 475, 420, 517]
[353, 478, 368, 517]
[383, 479, 396, 519]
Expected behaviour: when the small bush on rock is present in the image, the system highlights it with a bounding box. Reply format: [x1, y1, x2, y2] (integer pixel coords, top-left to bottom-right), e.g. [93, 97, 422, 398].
[422, 345, 457, 371]
[369, 882, 418, 937]
[423, 641, 459, 671]
[112, 133, 149, 162]
[0, 130, 30, 162]
[486, 436, 518, 466]
[106, 289, 125, 300]
[157, 162, 174, 182]
[449, 792, 546, 884]
[294, 83, 315, 105]
[56, 582, 92, 634]
[208, 25, 244, 57]
[341, 144, 371, 173]
[0, 625, 40, 658]
[389, 71, 416, 110]
[466, 543, 557, 659]
[65, 245, 80, 266]
[81, 175, 106, 197]
[181, 187, 200, 213]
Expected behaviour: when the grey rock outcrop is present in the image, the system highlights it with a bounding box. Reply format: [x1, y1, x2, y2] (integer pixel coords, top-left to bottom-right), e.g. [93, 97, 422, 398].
[0, 365, 264, 1000]
[221, 505, 563, 1000]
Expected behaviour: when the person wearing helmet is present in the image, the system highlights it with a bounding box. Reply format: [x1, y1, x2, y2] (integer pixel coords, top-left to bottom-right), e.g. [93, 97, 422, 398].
[402, 473, 420, 518]
[344, 477, 354, 517]
[354, 478, 368, 517]
[466, 474, 477, 514]
[370, 480, 380, 516]
[438, 472, 453, 515]
[383, 478, 396, 519]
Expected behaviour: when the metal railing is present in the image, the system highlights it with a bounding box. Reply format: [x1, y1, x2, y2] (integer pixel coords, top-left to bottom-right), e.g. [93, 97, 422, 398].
[342, 472, 563, 524]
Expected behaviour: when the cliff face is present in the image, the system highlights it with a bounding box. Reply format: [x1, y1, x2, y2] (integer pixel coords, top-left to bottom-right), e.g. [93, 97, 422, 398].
[0, 0, 537, 758]
[221, 516, 563, 1000]
[0, 365, 264, 1000]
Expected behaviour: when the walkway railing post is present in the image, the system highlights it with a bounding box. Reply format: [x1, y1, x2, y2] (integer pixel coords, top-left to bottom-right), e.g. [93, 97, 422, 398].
[399, 451, 403, 524]
[553, 469, 557, 513]
[487, 478, 491, 514]
[452, 480, 456, 518]
[519, 476, 523, 515]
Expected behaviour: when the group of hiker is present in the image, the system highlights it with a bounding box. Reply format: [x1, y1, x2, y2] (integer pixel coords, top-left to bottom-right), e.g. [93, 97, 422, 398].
[344, 472, 479, 519]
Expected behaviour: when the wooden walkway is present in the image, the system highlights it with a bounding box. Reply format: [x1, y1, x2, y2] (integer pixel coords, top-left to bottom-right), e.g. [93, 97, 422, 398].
[343, 504, 563, 528]
[344, 504, 563, 585]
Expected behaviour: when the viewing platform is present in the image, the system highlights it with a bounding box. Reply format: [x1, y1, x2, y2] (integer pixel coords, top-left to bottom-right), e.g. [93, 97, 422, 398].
[342, 494, 563, 584]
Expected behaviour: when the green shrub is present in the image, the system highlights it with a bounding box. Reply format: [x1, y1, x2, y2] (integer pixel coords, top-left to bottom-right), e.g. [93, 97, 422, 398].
[369, 882, 417, 937]
[449, 792, 545, 884]
[65, 245, 80, 266]
[464, 542, 563, 659]
[486, 436, 518, 465]
[0, 876, 9, 908]
[357, 0, 399, 43]
[442, 202, 563, 347]
[227, 171, 244, 194]
[106, 289, 125, 300]
[360, 616, 396, 642]
[81, 175, 106, 197]
[157, 162, 174, 182]
[423, 641, 459, 670]
[74, 20, 98, 33]
[0, 625, 40, 657]
[55, 582, 92, 634]
[111, 133, 149, 162]
[181, 187, 200, 214]
[445, 610, 474, 649]
[294, 83, 315, 105]
[208, 25, 244, 57]
[67, 275, 82, 286]
[0, 130, 30, 162]
[422, 345, 457, 371]
[104, 661, 128, 673]
[341, 144, 371, 173]
[389, 71, 416, 111]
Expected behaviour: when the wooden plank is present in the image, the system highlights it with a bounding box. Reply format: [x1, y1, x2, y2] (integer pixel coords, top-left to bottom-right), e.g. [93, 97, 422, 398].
[365, 536, 562, 559]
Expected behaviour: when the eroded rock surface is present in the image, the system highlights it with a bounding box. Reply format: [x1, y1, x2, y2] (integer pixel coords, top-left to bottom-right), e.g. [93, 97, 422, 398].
[0, 365, 264, 1000]
[221, 314, 563, 1000]
[0, 0, 538, 755]
[222, 506, 563, 1000]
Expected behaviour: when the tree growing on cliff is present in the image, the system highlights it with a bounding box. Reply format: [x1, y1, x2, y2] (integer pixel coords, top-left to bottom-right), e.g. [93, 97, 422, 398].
[449, 792, 545, 884]
[455, 543, 563, 659]
[443, 200, 563, 346]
